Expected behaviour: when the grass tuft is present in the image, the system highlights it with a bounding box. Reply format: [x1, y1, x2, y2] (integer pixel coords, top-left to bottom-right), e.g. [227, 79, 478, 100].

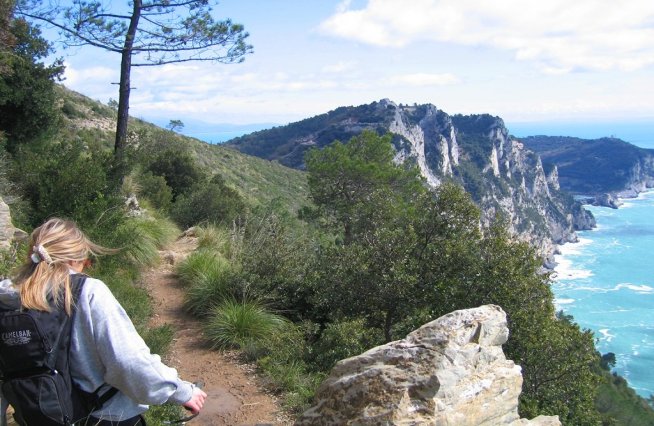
[195, 225, 234, 256]
[177, 251, 239, 316]
[115, 216, 179, 267]
[204, 299, 289, 349]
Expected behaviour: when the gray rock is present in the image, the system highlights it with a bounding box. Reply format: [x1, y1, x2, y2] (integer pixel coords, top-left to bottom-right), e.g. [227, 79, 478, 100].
[590, 193, 623, 209]
[296, 305, 560, 426]
[0, 197, 15, 251]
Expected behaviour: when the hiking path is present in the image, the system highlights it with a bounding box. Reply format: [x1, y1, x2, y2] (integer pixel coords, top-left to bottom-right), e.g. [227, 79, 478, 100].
[144, 232, 291, 426]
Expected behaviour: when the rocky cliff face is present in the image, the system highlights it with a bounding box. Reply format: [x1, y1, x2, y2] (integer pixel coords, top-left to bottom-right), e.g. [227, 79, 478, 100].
[296, 305, 560, 426]
[385, 102, 594, 258]
[227, 100, 595, 260]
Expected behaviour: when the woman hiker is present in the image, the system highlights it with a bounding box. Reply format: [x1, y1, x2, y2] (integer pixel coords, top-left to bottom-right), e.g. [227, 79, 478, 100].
[0, 217, 207, 425]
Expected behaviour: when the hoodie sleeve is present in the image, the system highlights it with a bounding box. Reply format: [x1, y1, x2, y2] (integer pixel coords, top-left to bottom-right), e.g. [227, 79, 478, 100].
[76, 277, 193, 405]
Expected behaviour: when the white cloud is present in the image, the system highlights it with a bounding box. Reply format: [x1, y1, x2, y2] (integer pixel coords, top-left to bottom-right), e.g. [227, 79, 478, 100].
[385, 72, 459, 86]
[321, 61, 356, 73]
[63, 63, 115, 84]
[320, 0, 654, 72]
[62, 63, 117, 101]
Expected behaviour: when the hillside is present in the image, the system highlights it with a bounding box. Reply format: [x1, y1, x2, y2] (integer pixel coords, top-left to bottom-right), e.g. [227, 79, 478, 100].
[226, 99, 595, 264]
[57, 86, 309, 212]
[521, 135, 654, 197]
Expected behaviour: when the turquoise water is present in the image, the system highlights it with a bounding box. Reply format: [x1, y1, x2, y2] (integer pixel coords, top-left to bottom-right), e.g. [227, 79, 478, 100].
[553, 191, 654, 398]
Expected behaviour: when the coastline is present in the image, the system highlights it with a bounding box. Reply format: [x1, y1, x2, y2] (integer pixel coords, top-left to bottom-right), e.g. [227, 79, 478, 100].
[551, 189, 654, 397]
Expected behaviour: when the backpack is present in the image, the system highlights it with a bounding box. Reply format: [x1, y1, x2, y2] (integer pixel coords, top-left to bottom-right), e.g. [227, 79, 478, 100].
[0, 274, 117, 425]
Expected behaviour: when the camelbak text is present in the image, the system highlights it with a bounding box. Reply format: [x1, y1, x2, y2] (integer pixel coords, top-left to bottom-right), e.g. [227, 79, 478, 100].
[2, 330, 32, 346]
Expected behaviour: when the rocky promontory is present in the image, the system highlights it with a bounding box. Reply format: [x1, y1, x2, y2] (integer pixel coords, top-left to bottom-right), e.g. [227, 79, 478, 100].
[521, 135, 654, 206]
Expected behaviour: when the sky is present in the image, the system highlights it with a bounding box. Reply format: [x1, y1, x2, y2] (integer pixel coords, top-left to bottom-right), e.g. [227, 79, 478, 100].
[43, 0, 654, 141]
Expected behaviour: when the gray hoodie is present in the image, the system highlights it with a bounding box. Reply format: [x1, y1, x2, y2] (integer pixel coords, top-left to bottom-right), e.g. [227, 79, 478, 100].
[0, 275, 193, 423]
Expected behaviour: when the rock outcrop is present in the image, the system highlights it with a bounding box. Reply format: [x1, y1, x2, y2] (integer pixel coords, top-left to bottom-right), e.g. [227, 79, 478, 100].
[0, 197, 24, 251]
[296, 305, 560, 426]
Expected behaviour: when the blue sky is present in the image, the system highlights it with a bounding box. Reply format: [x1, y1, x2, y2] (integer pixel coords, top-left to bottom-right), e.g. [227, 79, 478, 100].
[52, 0, 654, 136]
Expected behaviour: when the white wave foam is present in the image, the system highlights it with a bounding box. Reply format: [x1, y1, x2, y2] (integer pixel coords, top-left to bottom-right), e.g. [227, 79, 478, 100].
[555, 298, 575, 305]
[565, 283, 653, 294]
[636, 189, 654, 200]
[558, 238, 593, 256]
[598, 329, 615, 342]
[607, 238, 623, 247]
[616, 283, 654, 294]
[552, 256, 593, 280]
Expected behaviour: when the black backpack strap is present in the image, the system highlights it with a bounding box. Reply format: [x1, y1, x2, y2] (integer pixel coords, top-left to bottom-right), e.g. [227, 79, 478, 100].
[42, 274, 89, 368]
[70, 273, 88, 303]
[93, 386, 120, 409]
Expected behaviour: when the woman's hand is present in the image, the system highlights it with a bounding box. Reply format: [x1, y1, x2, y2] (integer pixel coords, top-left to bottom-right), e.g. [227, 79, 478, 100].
[183, 386, 208, 414]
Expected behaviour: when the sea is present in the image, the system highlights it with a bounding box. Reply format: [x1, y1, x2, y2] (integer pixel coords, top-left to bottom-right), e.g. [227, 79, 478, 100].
[553, 192, 654, 398]
[520, 122, 654, 399]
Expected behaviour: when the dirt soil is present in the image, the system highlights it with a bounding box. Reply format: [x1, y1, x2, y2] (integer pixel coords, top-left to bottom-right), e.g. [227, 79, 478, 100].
[144, 234, 292, 426]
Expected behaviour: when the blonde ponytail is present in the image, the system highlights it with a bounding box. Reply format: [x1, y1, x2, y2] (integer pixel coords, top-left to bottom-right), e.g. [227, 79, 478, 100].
[14, 218, 115, 315]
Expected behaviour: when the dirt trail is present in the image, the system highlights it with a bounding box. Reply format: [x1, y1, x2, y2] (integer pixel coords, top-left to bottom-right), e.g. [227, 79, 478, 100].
[144, 234, 291, 426]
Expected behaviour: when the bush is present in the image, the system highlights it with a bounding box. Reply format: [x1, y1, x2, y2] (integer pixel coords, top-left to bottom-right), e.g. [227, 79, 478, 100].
[0, 242, 27, 279]
[142, 324, 175, 356]
[309, 318, 383, 372]
[195, 225, 235, 257]
[13, 140, 120, 230]
[137, 171, 173, 212]
[204, 299, 289, 349]
[147, 149, 207, 200]
[170, 178, 247, 229]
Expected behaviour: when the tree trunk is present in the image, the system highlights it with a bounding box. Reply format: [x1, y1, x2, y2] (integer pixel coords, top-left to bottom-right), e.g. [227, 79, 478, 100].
[114, 0, 141, 180]
[384, 310, 393, 343]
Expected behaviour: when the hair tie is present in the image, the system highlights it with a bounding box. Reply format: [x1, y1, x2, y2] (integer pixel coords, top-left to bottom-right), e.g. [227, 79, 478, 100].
[32, 245, 53, 265]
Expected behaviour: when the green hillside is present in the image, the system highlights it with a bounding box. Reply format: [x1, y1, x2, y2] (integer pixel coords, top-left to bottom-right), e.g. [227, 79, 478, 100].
[57, 86, 308, 212]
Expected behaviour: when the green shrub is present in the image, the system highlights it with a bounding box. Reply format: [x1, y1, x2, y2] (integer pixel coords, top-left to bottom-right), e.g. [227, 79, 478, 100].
[257, 356, 323, 414]
[147, 148, 207, 200]
[137, 171, 173, 212]
[144, 404, 185, 426]
[309, 318, 383, 372]
[0, 242, 27, 279]
[170, 178, 247, 229]
[142, 324, 175, 356]
[204, 299, 289, 349]
[61, 99, 83, 118]
[177, 251, 239, 316]
[14, 140, 120, 229]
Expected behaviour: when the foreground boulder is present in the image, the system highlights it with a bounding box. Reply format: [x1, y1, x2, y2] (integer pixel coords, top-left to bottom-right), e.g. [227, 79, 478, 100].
[296, 305, 559, 425]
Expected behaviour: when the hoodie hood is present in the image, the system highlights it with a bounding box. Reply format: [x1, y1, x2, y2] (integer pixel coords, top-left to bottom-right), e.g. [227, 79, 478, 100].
[0, 279, 20, 310]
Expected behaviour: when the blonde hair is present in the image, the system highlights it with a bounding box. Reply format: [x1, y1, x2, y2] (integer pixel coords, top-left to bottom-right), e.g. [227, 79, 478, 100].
[14, 218, 115, 315]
